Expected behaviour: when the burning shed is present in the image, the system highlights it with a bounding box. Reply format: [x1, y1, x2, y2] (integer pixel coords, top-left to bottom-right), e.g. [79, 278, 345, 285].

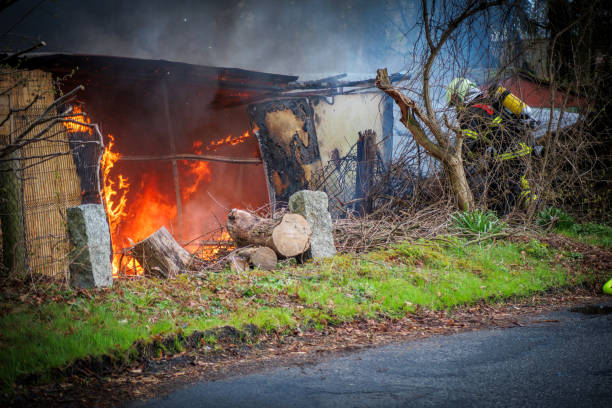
[3, 54, 394, 278]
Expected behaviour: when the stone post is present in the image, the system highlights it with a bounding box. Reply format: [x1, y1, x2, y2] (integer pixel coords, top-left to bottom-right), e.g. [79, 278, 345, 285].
[66, 204, 113, 288]
[288, 190, 336, 259]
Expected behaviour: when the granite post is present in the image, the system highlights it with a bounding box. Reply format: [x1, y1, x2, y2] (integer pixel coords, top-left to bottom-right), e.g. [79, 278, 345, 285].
[288, 190, 336, 259]
[66, 204, 113, 288]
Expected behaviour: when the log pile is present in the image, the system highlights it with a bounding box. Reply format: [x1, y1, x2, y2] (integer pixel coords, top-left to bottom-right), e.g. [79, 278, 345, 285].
[125, 207, 312, 277]
[226, 208, 312, 270]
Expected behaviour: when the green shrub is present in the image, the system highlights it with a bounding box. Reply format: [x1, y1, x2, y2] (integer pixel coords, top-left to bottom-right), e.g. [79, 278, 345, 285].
[537, 206, 575, 230]
[450, 209, 507, 238]
[569, 222, 607, 235]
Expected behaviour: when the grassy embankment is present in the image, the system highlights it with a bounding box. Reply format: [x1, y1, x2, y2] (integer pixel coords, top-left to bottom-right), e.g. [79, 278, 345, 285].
[1, 218, 610, 392]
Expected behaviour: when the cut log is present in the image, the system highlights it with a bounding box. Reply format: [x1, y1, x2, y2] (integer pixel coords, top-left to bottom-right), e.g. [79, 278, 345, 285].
[228, 253, 249, 273]
[227, 209, 311, 257]
[228, 246, 278, 272]
[272, 214, 312, 257]
[131, 226, 202, 278]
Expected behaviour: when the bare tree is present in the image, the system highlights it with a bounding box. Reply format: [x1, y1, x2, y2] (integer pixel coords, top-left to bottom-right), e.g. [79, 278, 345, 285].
[376, 0, 508, 211]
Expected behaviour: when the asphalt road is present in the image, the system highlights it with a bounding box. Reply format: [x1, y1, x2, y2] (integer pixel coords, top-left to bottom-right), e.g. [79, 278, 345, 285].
[128, 304, 612, 408]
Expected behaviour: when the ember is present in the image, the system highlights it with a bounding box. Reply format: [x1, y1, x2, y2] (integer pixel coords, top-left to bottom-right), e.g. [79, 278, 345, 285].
[206, 130, 251, 151]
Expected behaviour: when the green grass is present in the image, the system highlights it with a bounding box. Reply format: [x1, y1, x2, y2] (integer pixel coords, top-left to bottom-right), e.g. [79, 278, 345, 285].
[537, 206, 612, 248]
[0, 236, 598, 391]
[557, 222, 612, 248]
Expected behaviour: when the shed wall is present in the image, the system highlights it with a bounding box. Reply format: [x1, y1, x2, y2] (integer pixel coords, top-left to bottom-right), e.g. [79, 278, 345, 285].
[312, 93, 386, 168]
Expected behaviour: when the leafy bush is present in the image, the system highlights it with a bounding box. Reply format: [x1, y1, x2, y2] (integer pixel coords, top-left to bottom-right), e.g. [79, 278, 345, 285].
[537, 206, 575, 230]
[569, 222, 608, 235]
[450, 209, 507, 238]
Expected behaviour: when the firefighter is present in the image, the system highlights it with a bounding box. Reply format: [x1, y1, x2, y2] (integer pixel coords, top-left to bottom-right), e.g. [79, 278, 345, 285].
[446, 78, 537, 214]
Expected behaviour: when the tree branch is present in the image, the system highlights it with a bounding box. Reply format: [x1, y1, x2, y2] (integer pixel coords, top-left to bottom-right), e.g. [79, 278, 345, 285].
[422, 0, 435, 52]
[376, 69, 445, 161]
[1, 85, 85, 157]
[421, 0, 504, 141]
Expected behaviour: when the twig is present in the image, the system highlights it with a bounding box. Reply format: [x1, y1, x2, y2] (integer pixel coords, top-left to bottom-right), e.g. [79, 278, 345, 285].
[465, 232, 512, 246]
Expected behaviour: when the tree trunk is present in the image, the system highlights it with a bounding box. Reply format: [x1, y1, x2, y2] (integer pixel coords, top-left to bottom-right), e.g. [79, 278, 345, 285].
[376, 68, 474, 211]
[0, 158, 27, 277]
[130, 226, 202, 278]
[443, 156, 473, 211]
[227, 209, 311, 257]
[228, 246, 277, 272]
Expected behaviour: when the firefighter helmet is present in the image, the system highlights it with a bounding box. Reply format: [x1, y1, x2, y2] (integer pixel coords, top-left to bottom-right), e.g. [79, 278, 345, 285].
[446, 78, 479, 106]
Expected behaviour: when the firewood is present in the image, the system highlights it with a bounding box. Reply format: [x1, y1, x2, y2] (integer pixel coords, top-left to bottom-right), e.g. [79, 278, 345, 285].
[228, 246, 278, 272]
[131, 226, 202, 278]
[227, 209, 311, 257]
[228, 252, 249, 273]
[248, 246, 278, 270]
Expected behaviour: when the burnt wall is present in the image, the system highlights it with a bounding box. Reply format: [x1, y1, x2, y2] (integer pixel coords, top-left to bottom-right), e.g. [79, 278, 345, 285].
[248, 98, 322, 204]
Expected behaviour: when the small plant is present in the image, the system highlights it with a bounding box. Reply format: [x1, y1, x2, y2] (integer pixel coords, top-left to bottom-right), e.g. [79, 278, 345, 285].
[450, 209, 507, 238]
[520, 239, 550, 259]
[537, 206, 575, 230]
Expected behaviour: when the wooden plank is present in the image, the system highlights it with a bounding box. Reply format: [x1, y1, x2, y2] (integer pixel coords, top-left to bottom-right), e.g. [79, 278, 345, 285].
[118, 153, 262, 164]
[248, 98, 322, 204]
[161, 81, 183, 241]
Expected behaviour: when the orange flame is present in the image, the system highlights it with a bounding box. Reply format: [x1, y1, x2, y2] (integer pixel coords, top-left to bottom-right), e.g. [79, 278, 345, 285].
[98, 129, 253, 277]
[184, 230, 233, 260]
[100, 134, 141, 275]
[182, 140, 212, 200]
[120, 174, 177, 244]
[63, 106, 92, 134]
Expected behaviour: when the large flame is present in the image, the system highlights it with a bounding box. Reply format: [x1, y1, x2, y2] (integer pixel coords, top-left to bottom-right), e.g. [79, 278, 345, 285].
[100, 134, 140, 275]
[119, 174, 177, 244]
[97, 130, 252, 277]
[63, 104, 253, 277]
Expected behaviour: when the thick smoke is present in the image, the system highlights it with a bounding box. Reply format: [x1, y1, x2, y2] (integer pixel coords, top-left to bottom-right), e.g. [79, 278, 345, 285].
[0, 0, 412, 76]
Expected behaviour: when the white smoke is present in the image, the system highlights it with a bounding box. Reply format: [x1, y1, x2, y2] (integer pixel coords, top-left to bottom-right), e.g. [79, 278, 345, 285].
[0, 0, 412, 76]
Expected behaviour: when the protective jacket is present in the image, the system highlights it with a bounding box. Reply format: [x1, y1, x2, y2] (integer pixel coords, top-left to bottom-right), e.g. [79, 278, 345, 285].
[457, 93, 535, 213]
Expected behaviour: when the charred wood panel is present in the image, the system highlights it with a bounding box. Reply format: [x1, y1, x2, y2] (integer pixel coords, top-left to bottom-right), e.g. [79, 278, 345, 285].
[248, 98, 321, 204]
[355, 130, 377, 215]
[67, 131, 103, 204]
